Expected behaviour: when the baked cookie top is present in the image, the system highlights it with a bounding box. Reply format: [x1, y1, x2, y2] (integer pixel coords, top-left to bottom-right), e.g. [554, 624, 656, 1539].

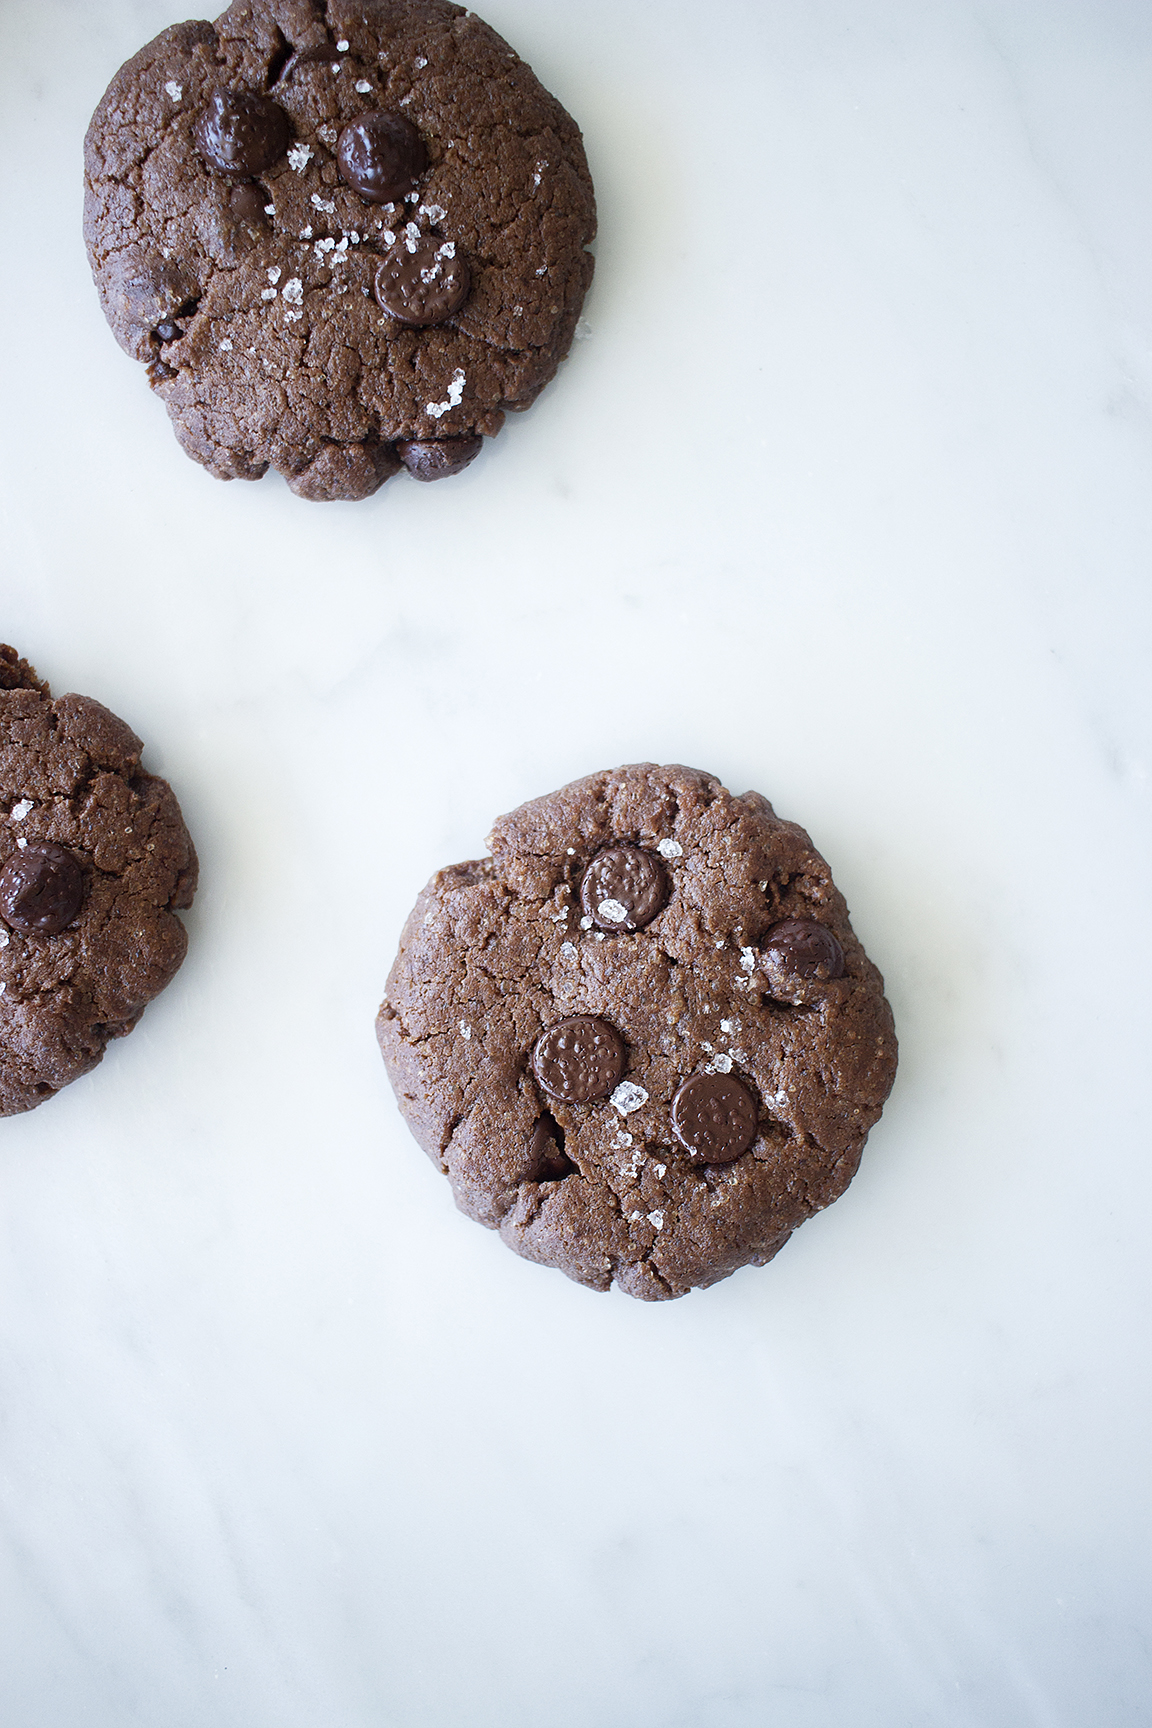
[377, 764, 898, 1301]
[0, 648, 197, 1116]
[83, 0, 596, 500]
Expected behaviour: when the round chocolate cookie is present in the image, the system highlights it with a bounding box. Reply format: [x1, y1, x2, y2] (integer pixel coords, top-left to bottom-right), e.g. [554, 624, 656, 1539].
[377, 764, 897, 1301]
[0, 648, 198, 1116]
[83, 0, 596, 501]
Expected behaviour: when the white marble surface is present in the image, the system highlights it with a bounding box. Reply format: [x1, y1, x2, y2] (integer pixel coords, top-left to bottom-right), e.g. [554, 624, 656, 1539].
[1, 0, 1151, 1722]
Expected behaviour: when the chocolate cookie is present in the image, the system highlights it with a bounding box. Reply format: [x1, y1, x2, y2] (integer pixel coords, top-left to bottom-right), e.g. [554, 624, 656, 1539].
[83, 0, 596, 500]
[377, 764, 898, 1301]
[0, 648, 197, 1115]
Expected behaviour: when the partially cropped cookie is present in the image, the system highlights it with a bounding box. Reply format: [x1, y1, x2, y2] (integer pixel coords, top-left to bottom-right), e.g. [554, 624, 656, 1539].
[0, 649, 197, 1115]
[83, 0, 596, 500]
[377, 765, 897, 1301]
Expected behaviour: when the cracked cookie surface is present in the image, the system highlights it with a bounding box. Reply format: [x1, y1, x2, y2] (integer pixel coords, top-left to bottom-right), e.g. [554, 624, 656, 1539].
[0, 648, 197, 1116]
[83, 0, 596, 501]
[376, 764, 898, 1301]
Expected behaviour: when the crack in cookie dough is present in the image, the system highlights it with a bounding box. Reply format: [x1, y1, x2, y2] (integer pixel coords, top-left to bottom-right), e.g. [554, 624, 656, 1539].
[83, 0, 596, 500]
[0, 648, 197, 1116]
[377, 764, 898, 1301]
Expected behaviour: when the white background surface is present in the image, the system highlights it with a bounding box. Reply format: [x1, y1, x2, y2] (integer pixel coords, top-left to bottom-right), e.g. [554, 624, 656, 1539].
[1, 0, 1150, 1723]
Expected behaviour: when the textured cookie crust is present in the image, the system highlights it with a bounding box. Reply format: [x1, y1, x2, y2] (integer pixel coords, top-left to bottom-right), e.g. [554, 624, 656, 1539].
[377, 765, 898, 1301]
[83, 0, 596, 500]
[0, 649, 198, 1115]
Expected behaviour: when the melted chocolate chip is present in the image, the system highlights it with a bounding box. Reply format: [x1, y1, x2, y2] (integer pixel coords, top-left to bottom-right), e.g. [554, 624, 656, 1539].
[671, 1073, 758, 1163]
[373, 236, 470, 326]
[397, 436, 483, 481]
[196, 89, 291, 176]
[579, 845, 668, 933]
[228, 182, 269, 226]
[336, 110, 427, 204]
[531, 1016, 625, 1104]
[0, 843, 84, 935]
[761, 918, 845, 981]
[527, 1114, 574, 1181]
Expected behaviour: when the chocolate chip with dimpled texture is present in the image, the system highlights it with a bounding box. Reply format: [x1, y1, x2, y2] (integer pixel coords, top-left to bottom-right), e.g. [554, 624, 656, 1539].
[0, 843, 84, 936]
[671, 1072, 758, 1163]
[397, 437, 483, 481]
[531, 1016, 626, 1104]
[762, 918, 845, 982]
[374, 237, 471, 327]
[195, 88, 290, 176]
[579, 844, 668, 933]
[337, 110, 427, 204]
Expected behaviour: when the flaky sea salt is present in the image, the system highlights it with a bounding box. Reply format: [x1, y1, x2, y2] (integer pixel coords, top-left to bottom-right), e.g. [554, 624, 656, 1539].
[219, 337, 233, 351]
[414, 54, 428, 67]
[355, 79, 373, 93]
[707, 1053, 733, 1075]
[311, 193, 336, 213]
[281, 278, 304, 304]
[647, 1211, 664, 1231]
[336, 38, 350, 51]
[739, 946, 757, 972]
[458, 1021, 471, 1040]
[260, 287, 277, 300]
[596, 898, 627, 924]
[288, 142, 313, 173]
[426, 368, 465, 419]
[559, 941, 576, 959]
[267, 267, 281, 284]
[611, 1081, 648, 1116]
[10, 800, 32, 821]
[165, 81, 183, 101]
[656, 838, 682, 858]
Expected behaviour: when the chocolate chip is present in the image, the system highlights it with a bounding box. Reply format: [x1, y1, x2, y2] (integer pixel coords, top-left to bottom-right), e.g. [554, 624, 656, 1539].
[579, 845, 668, 933]
[527, 1114, 574, 1181]
[396, 436, 483, 481]
[228, 182, 269, 226]
[531, 1016, 625, 1104]
[146, 359, 176, 385]
[0, 843, 84, 936]
[671, 1073, 757, 1163]
[336, 111, 427, 204]
[196, 89, 291, 176]
[154, 321, 183, 343]
[761, 918, 845, 981]
[373, 236, 470, 326]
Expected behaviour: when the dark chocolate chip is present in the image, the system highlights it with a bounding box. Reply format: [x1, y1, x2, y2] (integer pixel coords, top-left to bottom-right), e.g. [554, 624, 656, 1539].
[527, 1114, 574, 1181]
[531, 1016, 625, 1104]
[228, 182, 269, 226]
[196, 89, 291, 177]
[373, 235, 470, 326]
[154, 321, 183, 343]
[761, 918, 845, 981]
[579, 845, 668, 933]
[671, 1073, 758, 1163]
[396, 436, 483, 481]
[0, 843, 84, 935]
[336, 111, 427, 204]
[146, 359, 176, 385]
